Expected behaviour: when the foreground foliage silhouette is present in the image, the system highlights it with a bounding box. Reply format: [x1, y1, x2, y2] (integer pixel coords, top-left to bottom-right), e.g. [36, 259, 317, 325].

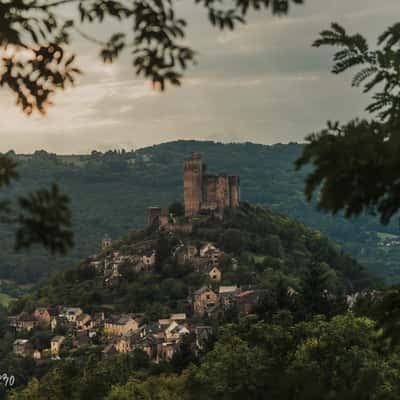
[0, 0, 303, 115]
[297, 22, 400, 225]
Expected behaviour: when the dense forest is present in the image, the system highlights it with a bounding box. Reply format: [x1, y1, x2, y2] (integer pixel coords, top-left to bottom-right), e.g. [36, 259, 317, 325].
[1, 203, 389, 399]
[1, 140, 399, 300]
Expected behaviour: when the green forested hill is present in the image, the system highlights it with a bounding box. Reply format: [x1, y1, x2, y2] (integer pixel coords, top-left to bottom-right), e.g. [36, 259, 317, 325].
[11, 202, 376, 317]
[0, 204, 385, 399]
[0, 140, 398, 289]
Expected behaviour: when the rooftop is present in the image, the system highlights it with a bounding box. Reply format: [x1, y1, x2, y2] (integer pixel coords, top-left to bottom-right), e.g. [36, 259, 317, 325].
[219, 286, 238, 294]
[14, 339, 29, 345]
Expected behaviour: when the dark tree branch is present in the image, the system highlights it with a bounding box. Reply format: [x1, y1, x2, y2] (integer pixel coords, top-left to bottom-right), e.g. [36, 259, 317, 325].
[0, 0, 303, 114]
[297, 22, 400, 224]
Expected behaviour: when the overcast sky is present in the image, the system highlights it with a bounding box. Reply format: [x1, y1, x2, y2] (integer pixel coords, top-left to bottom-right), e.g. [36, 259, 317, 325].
[1, 0, 399, 154]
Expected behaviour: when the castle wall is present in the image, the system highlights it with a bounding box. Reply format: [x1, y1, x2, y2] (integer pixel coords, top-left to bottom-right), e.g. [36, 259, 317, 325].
[162, 223, 193, 234]
[202, 175, 218, 210]
[216, 175, 229, 211]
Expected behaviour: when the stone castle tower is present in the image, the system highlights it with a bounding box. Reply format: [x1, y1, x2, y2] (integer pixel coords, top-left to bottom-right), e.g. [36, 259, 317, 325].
[184, 153, 240, 217]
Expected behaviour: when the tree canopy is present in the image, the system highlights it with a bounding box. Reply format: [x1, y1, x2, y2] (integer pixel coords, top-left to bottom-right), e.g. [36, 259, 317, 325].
[297, 22, 400, 225]
[0, 0, 303, 115]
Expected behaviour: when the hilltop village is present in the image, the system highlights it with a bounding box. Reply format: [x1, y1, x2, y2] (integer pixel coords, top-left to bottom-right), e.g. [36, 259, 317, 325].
[8, 154, 263, 362]
[7, 153, 374, 369]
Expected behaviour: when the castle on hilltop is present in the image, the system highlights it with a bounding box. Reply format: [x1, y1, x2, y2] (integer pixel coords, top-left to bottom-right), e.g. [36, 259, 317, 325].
[184, 153, 240, 218]
[147, 153, 240, 227]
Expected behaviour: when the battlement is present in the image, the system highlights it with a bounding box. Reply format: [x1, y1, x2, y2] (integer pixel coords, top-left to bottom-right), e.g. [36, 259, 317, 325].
[184, 154, 240, 218]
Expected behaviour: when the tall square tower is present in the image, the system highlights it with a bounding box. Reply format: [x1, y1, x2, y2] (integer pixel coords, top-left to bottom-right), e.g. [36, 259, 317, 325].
[184, 153, 204, 217]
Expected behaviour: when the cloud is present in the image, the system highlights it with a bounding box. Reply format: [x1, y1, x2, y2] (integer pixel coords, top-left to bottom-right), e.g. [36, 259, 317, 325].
[0, 0, 399, 153]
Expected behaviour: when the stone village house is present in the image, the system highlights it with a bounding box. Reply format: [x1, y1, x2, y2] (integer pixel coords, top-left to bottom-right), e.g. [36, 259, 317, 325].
[208, 265, 222, 282]
[9, 312, 37, 332]
[63, 307, 83, 323]
[219, 286, 240, 308]
[13, 339, 32, 357]
[191, 287, 219, 316]
[33, 308, 58, 327]
[104, 314, 140, 336]
[76, 313, 92, 330]
[51, 336, 65, 356]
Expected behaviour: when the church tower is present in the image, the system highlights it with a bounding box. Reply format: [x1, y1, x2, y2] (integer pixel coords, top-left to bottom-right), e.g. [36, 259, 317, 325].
[102, 234, 112, 250]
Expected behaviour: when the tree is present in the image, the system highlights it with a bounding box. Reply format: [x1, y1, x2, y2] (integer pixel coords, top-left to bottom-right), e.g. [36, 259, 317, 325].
[296, 22, 400, 225]
[169, 201, 184, 217]
[0, 169, 73, 254]
[261, 234, 284, 258]
[155, 232, 171, 269]
[0, 0, 303, 115]
[286, 315, 391, 400]
[220, 228, 243, 253]
[376, 289, 400, 347]
[256, 269, 300, 321]
[190, 314, 400, 400]
[294, 22, 400, 335]
[301, 261, 339, 317]
[171, 333, 198, 372]
[192, 335, 265, 400]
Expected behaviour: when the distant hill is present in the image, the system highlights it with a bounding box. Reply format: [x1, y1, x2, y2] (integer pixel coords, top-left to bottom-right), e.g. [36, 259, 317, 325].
[0, 140, 399, 291]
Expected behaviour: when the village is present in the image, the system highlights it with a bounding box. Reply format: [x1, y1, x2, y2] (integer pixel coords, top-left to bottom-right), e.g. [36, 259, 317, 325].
[9, 237, 261, 362]
[8, 154, 262, 363]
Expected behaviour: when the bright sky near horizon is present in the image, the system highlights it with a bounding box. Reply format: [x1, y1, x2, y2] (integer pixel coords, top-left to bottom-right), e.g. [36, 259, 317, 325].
[1, 0, 399, 154]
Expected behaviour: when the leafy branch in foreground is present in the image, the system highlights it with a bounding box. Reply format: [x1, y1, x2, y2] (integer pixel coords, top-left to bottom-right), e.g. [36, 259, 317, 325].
[16, 184, 73, 254]
[0, 0, 303, 114]
[0, 155, 73, 254]
[296, 22, 400, 224]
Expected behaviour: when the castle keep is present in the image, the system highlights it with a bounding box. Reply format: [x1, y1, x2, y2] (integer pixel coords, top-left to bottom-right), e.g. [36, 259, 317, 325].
[147, 153, 241, 227]
[184, 153, 240, 217]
